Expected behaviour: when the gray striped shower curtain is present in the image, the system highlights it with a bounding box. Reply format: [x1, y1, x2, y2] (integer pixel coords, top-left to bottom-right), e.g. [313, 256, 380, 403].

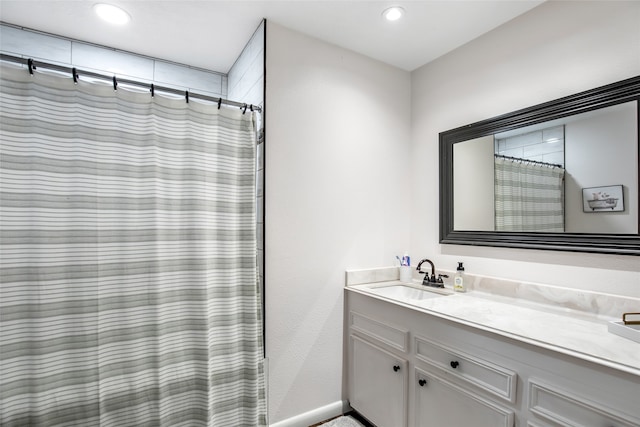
[0, 65, 266, 426]
[494, 156, 565, 232]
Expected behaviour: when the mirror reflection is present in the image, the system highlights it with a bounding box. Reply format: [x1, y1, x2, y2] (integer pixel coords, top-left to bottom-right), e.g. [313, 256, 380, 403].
[453, 101, 638, 234]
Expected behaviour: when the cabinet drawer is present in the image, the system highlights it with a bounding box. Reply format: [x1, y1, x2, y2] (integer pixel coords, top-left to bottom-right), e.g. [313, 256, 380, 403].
[415, 336, 517, 403]
[529, 380, 640, 427]
[350, 311, 409, 352]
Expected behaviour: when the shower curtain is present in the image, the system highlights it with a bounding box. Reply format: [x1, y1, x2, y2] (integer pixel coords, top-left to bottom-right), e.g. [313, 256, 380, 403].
[494, 156, 565, 232]
[0, 65, 266, 426]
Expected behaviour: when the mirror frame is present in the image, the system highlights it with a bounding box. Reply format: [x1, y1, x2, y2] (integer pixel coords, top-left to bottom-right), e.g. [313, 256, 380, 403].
[439, 76, 640, 256]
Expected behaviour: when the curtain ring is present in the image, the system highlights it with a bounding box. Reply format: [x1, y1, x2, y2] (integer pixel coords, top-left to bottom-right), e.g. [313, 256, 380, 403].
[27, 58, 35, 75]
[112, 76, 118, 91]
[185, 91, 189, 104]
[150, 84, 155, 98]
[242, 104, 248, 114]
[72, 67, 78, 84]
[217, 97, 222, 109]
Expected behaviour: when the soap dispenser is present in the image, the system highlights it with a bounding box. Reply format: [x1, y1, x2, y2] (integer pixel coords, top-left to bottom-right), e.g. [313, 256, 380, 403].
[454, 262, 467, 293]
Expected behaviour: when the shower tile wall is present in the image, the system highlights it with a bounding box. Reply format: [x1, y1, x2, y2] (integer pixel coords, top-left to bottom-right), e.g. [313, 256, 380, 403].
[227, 21, 265, 287]
[0, 25, 70, 64]
[495, 125, 565, 167]
[227, 21, 264, 109]
[0, 24, 227, 97]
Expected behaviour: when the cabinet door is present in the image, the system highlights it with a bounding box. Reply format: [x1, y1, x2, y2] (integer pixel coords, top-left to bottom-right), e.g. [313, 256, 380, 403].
[350, 335, 408, 427]
[415, 368, 514, 427]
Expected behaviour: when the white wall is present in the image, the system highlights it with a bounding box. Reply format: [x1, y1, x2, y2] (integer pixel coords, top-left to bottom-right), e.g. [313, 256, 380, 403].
[265, 22, 411, 425]
[411, 0, 640, 297]
[453, 135, 495, 230]
[565, 102, 638, 233]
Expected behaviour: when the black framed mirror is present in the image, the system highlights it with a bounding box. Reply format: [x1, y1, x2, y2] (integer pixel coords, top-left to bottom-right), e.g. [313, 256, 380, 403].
[439, 76, 640, 255]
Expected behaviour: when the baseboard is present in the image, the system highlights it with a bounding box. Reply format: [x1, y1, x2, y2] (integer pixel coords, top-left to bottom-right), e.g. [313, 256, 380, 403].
[269, 400, 350, 427]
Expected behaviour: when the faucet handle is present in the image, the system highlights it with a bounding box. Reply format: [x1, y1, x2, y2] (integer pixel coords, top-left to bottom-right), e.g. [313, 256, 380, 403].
[437, 274, 449, 283]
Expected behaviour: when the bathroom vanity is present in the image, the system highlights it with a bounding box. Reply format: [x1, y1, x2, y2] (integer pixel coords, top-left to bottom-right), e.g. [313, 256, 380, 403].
[344, 268, 640, 427]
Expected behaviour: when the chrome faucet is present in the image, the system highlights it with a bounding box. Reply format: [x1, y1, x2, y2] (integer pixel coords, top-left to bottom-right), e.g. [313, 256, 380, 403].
[416, 258, 447, 288]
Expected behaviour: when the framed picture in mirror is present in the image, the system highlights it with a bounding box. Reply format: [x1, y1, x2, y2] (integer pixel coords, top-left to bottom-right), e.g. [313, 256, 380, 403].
[582, 185, 625, 213]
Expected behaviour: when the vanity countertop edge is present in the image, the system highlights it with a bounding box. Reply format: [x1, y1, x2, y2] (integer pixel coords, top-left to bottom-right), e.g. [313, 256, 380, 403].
[345, 279, 640, 377]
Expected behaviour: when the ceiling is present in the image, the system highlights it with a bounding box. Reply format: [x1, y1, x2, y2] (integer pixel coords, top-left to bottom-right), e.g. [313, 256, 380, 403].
[0, 1, 544, 73]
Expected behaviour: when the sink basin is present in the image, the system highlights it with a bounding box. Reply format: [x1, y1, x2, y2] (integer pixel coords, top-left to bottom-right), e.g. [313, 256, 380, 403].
[369, 285, 447, 301]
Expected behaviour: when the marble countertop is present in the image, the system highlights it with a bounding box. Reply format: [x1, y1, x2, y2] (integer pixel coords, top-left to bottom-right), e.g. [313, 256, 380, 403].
[346, 279, 640, 377]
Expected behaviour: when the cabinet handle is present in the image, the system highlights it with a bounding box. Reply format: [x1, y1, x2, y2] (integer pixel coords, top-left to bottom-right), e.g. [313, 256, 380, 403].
[418, 379, 427, 387]
[393, 365, 400, 372]
[450, 361, 459, 369]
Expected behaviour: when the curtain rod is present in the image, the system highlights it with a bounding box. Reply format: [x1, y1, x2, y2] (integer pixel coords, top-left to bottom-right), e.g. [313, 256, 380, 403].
[494, 154, 563, 169]
[0, 54, 261, 113]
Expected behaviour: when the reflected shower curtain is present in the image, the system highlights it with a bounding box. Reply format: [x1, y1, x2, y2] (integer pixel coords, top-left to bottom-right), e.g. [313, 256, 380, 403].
[495, 157, 565, 232]
[0, 65, 266, 426]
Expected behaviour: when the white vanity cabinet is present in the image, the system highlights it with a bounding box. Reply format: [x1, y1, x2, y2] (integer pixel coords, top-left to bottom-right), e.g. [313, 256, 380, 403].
[345, 288, 640, 427]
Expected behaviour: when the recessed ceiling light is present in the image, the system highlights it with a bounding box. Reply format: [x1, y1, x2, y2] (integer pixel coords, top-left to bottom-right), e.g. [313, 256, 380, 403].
[94, 3, 131, 25]
[382, 6, 405, 22]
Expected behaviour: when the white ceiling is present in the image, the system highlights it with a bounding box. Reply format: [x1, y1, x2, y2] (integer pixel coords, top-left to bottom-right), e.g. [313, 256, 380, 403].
[0, 0, 544, 73]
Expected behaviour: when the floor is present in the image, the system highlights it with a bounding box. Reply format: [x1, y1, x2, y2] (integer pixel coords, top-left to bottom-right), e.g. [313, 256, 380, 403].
[309, 415, 339, 426]
[310, 411, 375, 427]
